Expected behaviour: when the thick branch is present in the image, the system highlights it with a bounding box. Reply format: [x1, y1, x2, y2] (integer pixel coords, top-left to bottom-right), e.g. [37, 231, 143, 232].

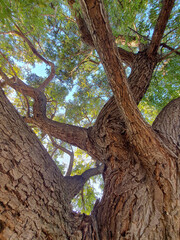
[64, 164, 104, 200]
[79, 0, 177, 178]
[0, 68, 88, 151]
[68, 0, 135, 66]
[147, 0, 175, 57]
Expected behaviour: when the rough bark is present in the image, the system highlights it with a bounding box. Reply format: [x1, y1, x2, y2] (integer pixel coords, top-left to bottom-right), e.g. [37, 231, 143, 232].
[152, 97, 180, 156]
[1, 86, 179, 239]
[0, 88, 82, 239]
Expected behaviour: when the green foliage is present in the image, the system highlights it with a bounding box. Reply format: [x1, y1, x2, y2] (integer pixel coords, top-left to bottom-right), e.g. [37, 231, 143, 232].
[0, 0, 179, 214]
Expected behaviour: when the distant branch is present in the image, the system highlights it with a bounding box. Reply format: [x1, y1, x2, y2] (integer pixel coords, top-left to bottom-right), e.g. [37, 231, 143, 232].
[70, 50, 93, 76]
[160, 46, 180, 61]
[49, 135, 75, 176]
[128, 27, 150, 42]
[0, 27, 55, 91]
[68, 0, 135, 66]
[160, 43, 180, 56]
[160, 45, 180, 61]
[0, 50, 17, 76]
[163, 27, 178, 39]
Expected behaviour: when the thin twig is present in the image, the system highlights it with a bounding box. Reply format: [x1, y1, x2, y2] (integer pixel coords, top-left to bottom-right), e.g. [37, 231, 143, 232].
[50, 147, 58, 157]
[128, 27, 150, 42]
[163, 27, 178, 39]
[160, 43, 180, 56]
[160, 46, 180, 61]
[70, 50, 93, 76]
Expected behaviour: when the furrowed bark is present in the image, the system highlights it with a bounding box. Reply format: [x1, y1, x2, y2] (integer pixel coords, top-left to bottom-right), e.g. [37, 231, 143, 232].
[30, 117, 89, 151]
[0, 1, 180, 239]
[0, 87, 83, 239]
[152, 97, 180, 156]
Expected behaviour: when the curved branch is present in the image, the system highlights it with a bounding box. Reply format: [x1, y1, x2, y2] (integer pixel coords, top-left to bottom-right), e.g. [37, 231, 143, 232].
[152, 97, 180, 156]
[147, 0, 175, 57]
[0, 67, 89, 151]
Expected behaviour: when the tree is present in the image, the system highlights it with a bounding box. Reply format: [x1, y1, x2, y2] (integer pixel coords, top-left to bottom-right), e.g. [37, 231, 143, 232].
[0, 0, 180, 239]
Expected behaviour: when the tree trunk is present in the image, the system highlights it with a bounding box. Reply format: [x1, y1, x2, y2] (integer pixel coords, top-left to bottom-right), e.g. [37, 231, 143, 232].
[0, 88, 82, 240]
[1, 87, 180, 239]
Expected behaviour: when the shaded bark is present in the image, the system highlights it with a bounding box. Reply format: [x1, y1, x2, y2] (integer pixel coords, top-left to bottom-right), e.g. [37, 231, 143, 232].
[152, 97, 180, 156]
[0, 88, 81, 239]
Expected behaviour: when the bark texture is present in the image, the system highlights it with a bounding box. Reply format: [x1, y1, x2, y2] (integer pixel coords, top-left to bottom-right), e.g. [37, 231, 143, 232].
[0, 88, 82, 240]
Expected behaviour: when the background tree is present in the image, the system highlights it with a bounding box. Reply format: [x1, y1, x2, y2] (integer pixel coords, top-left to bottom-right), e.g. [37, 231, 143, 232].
[0, 0, 179, 239]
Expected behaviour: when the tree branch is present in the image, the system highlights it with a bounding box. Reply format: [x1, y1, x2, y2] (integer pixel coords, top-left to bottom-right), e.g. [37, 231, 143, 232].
[79, 0, 177, 178]
[1, 27, 55, 91]
[49, 135, 75, 176]
[160, 46, 180, 61]
[0, 50, 17, 77]
[160, 43, 180, 56]
[66, 146, 74, 176]
[147, 0, 175, 57]
[64, 163, 104, 201]
[0, 67, 89, 151]
[68, 0, 135, 66]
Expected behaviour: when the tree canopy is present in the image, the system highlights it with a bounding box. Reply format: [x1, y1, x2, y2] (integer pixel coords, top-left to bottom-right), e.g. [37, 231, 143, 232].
[0, 0, 179, 215]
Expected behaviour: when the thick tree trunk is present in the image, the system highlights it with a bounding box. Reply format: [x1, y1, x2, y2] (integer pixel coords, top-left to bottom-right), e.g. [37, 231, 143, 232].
[1, 87, 180, 239]
[0, 88, 82, 239]
[93, 152, 180, 240]
[86, 102, 180, 240]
